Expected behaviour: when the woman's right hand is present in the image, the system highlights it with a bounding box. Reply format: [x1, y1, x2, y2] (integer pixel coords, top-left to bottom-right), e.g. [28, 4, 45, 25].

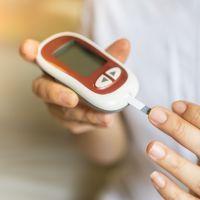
[19, 38, 131, 135]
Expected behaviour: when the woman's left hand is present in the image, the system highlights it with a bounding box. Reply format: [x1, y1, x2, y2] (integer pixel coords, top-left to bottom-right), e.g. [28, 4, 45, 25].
[147, 101, 200, 199]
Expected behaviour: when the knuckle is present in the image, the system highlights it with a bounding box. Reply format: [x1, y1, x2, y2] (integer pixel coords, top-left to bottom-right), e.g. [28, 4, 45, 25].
[191, 107, 200, 123]
[62, 107, 85, 122]
[84, 107, 102, 124]
[168, 155, 187, 176]
[45, 83, 58, 102]
[80, 107, 91, 122]
[44, 87, 53, 101]
[171, 118, 186, 139]
[33, 76, 61, 103]
[85, 110, 94, 123]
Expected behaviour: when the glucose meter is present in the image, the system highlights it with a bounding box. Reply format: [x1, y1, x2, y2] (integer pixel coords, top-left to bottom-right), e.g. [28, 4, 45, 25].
[36, 32, 150, 113]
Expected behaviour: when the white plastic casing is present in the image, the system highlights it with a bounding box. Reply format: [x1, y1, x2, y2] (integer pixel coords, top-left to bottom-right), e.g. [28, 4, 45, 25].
[36, 32, 139, 112]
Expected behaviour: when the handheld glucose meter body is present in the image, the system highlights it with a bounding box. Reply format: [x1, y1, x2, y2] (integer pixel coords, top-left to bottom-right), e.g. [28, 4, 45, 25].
[36, 32, 149, 113]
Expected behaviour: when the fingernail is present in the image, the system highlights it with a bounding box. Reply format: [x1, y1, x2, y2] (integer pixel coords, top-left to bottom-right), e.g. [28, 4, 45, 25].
[150, 171, 166, 189]
[148, 143, 166, 160]
[60, 92, 78, 107]
[149, 108, 167, 125]
[173, 101, 187, 115]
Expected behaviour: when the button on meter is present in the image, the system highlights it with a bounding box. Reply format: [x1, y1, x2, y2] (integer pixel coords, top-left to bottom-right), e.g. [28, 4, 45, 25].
[95, 75, 112, 88]
[106, 67, 121, 80]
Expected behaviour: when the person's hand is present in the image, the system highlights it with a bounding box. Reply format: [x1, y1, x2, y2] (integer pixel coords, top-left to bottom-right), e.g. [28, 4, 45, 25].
[147, 101, 200, 199]
[19, 38, 130, 134]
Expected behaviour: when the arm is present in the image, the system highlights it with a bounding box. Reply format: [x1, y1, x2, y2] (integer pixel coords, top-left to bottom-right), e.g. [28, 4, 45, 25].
[19, 38, 130, 165]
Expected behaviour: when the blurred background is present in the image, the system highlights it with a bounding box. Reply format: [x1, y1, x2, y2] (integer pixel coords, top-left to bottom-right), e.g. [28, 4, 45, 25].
[0, 0, 112, 199]
[0, 0, 83, 41]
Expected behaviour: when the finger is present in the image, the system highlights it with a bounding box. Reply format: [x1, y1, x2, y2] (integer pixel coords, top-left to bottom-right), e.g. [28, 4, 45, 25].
[106, 39, 131, 63]
[62, 104, 114, 127]
[47, 104, 95, 134]
[57, 119, 95, 135]
[19, 39, 39, 62]
[47, 103, 114, 127]
[147, 141, 200, 196]
[148, 106, 200, 157]
[33, 75, 79, 108]
[150, 171, 198, 200]
[172, 101, 200, 129]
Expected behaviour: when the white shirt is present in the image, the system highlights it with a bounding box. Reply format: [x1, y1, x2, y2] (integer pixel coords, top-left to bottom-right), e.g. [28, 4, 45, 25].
[82, 0, 200, 199]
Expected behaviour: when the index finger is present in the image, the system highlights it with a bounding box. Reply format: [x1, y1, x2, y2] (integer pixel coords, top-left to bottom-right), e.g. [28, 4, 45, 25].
[148, 107, 200, 157]
[19, 39, 39, 62]
[172, 101, 200, 129]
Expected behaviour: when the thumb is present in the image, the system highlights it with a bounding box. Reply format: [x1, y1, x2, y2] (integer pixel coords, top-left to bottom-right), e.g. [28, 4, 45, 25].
[19, 39, 39, 62]
[106, 39, 131, 63]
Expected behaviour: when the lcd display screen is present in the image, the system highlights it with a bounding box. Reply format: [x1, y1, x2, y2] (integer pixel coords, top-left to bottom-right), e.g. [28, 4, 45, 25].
[53, 41, 106, 77]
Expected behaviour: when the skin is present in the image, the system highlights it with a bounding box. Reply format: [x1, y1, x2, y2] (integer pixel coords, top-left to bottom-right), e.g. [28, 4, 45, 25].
[147, 101, 200, 199]
[20, 39, 200, 198]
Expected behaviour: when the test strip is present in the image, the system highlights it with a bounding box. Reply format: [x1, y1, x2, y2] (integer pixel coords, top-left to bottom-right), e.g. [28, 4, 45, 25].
[128, 98, 151, 115]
